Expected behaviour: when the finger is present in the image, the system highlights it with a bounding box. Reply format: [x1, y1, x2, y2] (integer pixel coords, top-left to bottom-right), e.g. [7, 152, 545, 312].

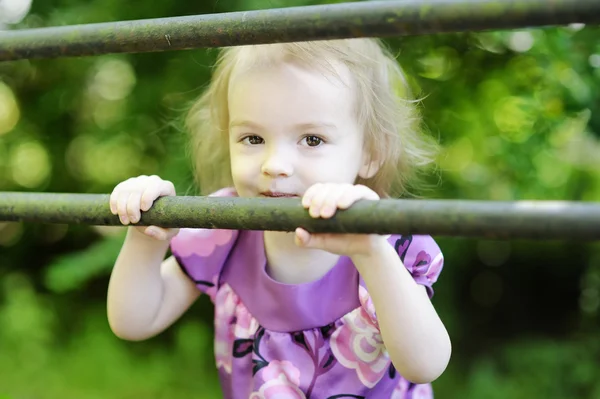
[144, 226, 171, 241]
[141, 179, 175, 211]
[337, 184, 379, 209]
[295, 228, 329, 249]
[308, 184, 333, 218]
[147, 175, 176, 196]
[110, 177, 137, 214]
[109, 189, 118, 215]
[109, 182, 126, 215]
[116, 191, 131, 225]
[126, 191, 143, 224]
[159, 179, 176, 197]
[295, 228, 338, 252]
[302, 183, 323, 209]
[294, 227, 311, 247]
[140, 185, 161, 212]
[320, 184, 353, 218]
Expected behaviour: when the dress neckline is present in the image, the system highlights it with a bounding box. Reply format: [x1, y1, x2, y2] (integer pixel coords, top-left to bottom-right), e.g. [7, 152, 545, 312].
[222, 230, 361, 332]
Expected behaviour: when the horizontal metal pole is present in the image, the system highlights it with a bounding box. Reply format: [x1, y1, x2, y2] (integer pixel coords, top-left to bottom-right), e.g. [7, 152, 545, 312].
[1, 0, 599, 61]
[0, 192, 599, 240]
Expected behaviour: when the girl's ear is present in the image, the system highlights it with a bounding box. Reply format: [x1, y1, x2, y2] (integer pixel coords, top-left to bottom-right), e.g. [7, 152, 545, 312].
[358, 150, 382, 180]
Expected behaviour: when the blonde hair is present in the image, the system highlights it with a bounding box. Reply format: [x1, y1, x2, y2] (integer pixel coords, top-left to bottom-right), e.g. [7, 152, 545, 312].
[185, 38, 439, 198]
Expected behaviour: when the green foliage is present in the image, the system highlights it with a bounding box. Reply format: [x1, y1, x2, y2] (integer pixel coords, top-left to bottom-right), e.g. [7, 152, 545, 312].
[0, 0, 599, 397]
[436, 337, 600, 398]
[0, 272, 221, 398]
[43, 229, 126, 293]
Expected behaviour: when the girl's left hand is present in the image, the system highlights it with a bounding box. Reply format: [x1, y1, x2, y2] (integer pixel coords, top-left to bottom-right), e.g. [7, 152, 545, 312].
[295, 183, 387, 258]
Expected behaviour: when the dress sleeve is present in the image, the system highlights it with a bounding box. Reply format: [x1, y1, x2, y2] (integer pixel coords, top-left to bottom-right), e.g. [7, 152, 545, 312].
[169, 187, 239, 301]
[390, 234, 444, 298]
[358, 234, 444, 325]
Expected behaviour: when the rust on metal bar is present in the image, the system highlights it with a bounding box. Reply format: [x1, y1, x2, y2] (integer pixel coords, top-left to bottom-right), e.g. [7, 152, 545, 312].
[0, 192, 599, 240]
[0, 0, 598, 61]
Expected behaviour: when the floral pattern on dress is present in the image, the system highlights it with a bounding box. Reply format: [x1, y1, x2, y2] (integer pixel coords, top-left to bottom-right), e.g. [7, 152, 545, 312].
[330, 285, 390, 388]
[395, 235, 444, 295]
[171, 228, 234, 258]
[171, 220, 445, 398]
[214, 283, 259, 374]
[411, 384, 434, 399]
[250, 361, 305, 399]
[391, 378, 410, 398]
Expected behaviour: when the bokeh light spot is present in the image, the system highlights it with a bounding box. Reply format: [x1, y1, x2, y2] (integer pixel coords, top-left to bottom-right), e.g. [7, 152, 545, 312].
[0, 81, 20, 136]
[89, 58, 137, 101]
[494, 96, 536, 142]
[9, 140, 52, 188]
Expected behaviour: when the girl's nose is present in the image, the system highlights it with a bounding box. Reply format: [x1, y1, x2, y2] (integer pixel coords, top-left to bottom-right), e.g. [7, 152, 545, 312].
[261, 150, 294, 177]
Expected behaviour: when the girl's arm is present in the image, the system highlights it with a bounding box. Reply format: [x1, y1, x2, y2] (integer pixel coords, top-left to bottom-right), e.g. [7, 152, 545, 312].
[352, 241, 452, 384]
[297, 182, 451, 383]
[106, 175, 200, 341]
[107, 227, 200, 341]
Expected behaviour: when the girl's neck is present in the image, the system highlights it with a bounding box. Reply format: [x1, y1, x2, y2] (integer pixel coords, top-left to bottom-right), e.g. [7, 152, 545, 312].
[263, 230, 340, 284]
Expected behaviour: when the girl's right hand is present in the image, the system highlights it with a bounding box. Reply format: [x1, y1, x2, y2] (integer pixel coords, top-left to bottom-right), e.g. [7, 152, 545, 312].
[109, 175, 178, 241]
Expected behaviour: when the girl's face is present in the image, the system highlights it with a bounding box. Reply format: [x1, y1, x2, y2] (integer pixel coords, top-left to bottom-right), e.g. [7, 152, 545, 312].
[227, 61, 376, 199]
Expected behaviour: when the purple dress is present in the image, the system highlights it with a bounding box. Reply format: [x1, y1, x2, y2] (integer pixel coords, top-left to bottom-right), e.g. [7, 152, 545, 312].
[169, 188, 445, 399]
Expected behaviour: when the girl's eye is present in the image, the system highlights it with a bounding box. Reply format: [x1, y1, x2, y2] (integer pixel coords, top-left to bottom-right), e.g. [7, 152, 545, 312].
[303, 135, 323, 147]
[243, 135, 264, 145]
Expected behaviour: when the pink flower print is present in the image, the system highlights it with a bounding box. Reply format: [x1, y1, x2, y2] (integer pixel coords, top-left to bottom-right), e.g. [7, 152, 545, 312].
[234, 302, 259, 339]
[330, 286, 390, 388]
[358, 285, 378, 325]
[263, 361, 301, 385]
[411, 251, 431, 275]
[171, 228, 234, 258]
[249, 375, 306, 399]
[425, 252, 444, 284]
[251, 361, 305, 399]
[390, 378, 409, 398]
[411, 384, 433, 399]
[213, 284, 239, 374]
[412, 251, 444, 285]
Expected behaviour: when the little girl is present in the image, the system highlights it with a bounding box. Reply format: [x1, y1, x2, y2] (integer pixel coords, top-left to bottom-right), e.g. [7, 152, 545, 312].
[107, 38, 451, 398]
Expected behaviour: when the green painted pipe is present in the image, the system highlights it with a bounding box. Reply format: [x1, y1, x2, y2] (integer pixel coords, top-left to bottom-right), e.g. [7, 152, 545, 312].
[0, 192, 599, 239]
[0, 0, 598, 61]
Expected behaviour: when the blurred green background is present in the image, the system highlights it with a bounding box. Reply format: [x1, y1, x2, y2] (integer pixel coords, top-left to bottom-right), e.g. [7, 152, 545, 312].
[1, 0, 600, 398]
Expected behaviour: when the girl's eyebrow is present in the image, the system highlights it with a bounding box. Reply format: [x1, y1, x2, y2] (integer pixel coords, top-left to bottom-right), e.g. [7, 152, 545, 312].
[295, 122, 338, 131]
[229, 119, 337, 131]
[229, 119, 263, 129]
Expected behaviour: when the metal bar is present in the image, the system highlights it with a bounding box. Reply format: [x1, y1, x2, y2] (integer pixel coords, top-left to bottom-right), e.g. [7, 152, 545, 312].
[1, 0, 598, 61]
[0, 192, 599, 240]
